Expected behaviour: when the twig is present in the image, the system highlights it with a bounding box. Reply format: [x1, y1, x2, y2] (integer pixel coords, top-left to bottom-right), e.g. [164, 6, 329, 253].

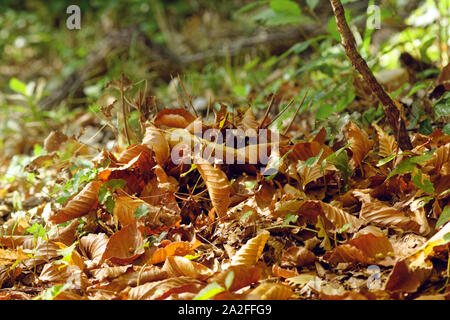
[282, 89, 309, 135]
[265, 97, 296, 128]
[259, 94, 276, 129]
[120, 74, 131, 146]
[329, 0, 413, 151]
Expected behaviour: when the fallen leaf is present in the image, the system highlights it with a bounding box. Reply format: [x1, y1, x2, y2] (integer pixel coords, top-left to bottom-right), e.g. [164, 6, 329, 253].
[102, 223, 145, 265]
[49, 181, 103, 225]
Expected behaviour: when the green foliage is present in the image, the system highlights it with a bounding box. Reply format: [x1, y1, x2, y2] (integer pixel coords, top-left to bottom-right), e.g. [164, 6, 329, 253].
[97, 179, 127, 213]
[387, 151, 434, 180]
[134, 203, 150, 219]
[436, 206, 450, 229]
[193, 282, 225, 300]
[433, 92, 450, 119]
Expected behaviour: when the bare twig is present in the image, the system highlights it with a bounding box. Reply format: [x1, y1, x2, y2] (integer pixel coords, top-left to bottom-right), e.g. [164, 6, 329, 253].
[282, 89, 309, 135]
[329, 0, 413, 151]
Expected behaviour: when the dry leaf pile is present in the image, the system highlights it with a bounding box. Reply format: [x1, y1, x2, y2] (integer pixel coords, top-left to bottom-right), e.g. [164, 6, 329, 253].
[0, 101, 449, 300]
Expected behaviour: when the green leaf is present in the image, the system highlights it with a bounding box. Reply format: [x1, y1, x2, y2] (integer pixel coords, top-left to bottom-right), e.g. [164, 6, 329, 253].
[387, 152, 434, 179]
[9, 77, 28, 96]
[26, 223, 47, 242]
[134, 203, 150, 219]
[443, 123, 450, 135]
[434, 91, 450, 119]
[39, 284, 71, 300]
[107, 179, 127, 191]
[283, 213, 298, 226]
[315, 104, 334, 119]
[270, 0, 301, 16]
[193, 282, 225, 300]
[224, 271, 235, 290]
[412, 169, 434, 195]
[337, 223, 351, 233]
[376, 154, 397, 167]
[105, 196, 116, 214]
[436, 206, 450, 229]
[306, 0, 319, 10]
[325, 145, 353, 184]
[298, 149, 324, 171]
[97, 184, 110, 204]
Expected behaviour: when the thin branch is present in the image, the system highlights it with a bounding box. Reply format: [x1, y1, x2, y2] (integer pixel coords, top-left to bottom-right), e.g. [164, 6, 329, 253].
[329, 0, 412, 151]
[282, 89, 309, 135]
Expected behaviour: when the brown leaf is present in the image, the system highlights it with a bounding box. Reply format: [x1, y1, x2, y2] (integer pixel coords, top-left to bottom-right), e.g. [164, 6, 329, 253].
[195, 157, 231, 219]
[79, 233, 109, 266]
[324, 233, 395, 266]
[373, 123, 398, 158]
[154, 108, 196, 128]
[0, 248, 29, 266]
[231, 230, 270, 266]
[147, 240, 202, 265]
[385, 222, 450, 293]
[142, 124, 170, 166]
[353, 190, 429, 235]
[281, 246, 316, 267]
[39, 264, 89, 290]
[49, 181, 103, 225]
[162, 256, 213, 280]
[102, 223, 145, 265]
[298, 200, 363, 233]
[126, 276, 204, 300]
[116, 144, 154, 165]
[44, 130, 68, 153]
[423, 143, 450, 176]
[113, 195, 180, 235]
[247, 283, 294, 300]
[345, 121, 374, 167]
[208, 265, 263, 292]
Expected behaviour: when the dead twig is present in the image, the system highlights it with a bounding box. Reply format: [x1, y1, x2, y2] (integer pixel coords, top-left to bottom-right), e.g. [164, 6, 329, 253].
[329, 0, 413, 151]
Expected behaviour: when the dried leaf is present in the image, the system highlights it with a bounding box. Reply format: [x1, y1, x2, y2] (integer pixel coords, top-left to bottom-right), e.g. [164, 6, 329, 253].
[298, 200, 363, 233]
[102, 223, 145, 265]
[209, 265, 263, 292]
[162, 256, 213, 280]
[79, 233, 109, 266]
[147, 241, 202, 265]
[44, 130, 68, 153]
[142, 124, 170, 166]
[195, 157, 231, 219]
[345, 121, 374, 167]
[385, 222, 450, 293]
[373, 123, 398, 158]
[49, 181, 103, 225]
[247, 283, 293, 300]
[127, 276, 204, 300]
[154, 108, 196, 128]
[353, 190, 429, 235]
[324, 233, 395, 266]
[231, 230, 270, 266]
[281, 246, 316, 267]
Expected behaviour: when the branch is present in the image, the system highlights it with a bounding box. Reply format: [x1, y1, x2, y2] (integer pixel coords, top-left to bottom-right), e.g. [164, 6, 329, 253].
[329, 0, 413, 151]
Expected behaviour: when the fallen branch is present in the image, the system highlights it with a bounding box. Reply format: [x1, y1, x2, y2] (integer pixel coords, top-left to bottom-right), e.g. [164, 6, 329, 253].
[329, 0, 413, 151]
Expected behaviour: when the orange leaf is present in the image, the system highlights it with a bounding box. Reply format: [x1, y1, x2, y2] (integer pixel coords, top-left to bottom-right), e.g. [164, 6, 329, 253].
[142, 124, 170, 166]
[147, 241, 201, 265]
[162, 256, 213, 280]
[154, 108, 196, 128]
[281, 246, 316, 267]
[345, 121, 374, 167]
[247, 283, 294, 300]
[101, 223, 145, 265]
[324, 233, 395, 266]
[231, 231, 269, 266]
[49, 181, 103, 225]
[208, 265, 263, 292]
[195, 157, 231, 219]
[373, 123, 398, 158]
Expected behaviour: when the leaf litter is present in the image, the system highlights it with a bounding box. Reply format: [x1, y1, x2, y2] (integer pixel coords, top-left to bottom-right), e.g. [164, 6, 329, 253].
[0, 83, 449, 301]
